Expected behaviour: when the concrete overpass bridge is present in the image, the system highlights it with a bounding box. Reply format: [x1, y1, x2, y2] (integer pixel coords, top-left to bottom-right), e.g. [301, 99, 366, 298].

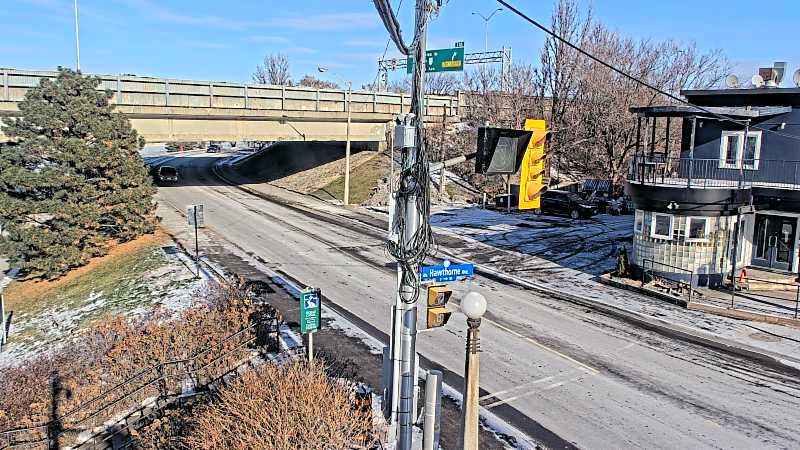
[0, 68, 461, 146]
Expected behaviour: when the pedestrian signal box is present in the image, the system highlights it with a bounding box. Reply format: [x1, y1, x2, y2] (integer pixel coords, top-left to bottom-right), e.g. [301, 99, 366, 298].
[426, 284, 452, 329]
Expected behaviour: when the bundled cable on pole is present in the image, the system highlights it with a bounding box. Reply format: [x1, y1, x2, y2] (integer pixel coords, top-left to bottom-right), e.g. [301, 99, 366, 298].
[374, 0, 435, 304]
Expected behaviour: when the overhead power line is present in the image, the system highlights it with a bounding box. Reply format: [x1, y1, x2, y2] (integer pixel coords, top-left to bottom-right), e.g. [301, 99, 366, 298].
[496, 0, 800, 143]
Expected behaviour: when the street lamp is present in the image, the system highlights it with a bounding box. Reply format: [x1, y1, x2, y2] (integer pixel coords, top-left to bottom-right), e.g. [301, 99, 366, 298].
[318, 66, 352, 206]
[472, 8, 502, 54]
[74, 0, 81, 71]
[460, 291, 487, 450]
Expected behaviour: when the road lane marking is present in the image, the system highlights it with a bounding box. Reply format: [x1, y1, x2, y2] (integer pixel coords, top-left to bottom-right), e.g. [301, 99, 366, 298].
[479, 315, 600, 375]
[479, 373, 566, 401]
[483, 374, 586, 409]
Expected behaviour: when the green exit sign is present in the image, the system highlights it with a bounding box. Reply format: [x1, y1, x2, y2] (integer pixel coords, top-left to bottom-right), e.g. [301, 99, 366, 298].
[407, 47, 465, 74]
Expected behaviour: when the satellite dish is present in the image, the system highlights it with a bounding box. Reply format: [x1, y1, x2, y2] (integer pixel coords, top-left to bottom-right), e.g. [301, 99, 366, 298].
[725, 74, 740, 89]
[752, 74, 765, 88]
[773, 62, 787, 85]
[794, 69, 800, 87]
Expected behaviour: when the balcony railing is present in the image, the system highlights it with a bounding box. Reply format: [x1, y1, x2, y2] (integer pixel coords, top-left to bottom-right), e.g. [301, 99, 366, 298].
[628, 155, 800, 190]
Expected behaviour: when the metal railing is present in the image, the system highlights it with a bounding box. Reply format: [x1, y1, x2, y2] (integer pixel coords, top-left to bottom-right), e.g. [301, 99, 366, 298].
[0, 68, 460, 117]
[0, 314, 281, 450]
[628, 155, 800, 190]
[728, 275, 800, 320]
[641, 258, 695, 300]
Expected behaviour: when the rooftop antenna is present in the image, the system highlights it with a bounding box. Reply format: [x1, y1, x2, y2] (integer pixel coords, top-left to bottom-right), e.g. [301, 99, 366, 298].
[794, 68, 800, 87]
[751, 74, 765, 88]
[774, 62, 787, 85]
[725, 74, 740, 89]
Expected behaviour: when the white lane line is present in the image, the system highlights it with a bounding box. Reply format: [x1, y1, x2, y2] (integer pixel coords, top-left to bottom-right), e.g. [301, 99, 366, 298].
[483, 374, 586, 409]
[479, 372, 567, 401]
[477, 314, 600, 375]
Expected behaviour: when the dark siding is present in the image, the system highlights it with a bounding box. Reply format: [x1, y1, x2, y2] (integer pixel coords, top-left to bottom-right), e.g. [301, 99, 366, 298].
[678, 108, 800, 184]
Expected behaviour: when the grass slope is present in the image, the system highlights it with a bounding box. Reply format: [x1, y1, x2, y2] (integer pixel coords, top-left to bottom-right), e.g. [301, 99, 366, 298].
[312, 153, 389, 204]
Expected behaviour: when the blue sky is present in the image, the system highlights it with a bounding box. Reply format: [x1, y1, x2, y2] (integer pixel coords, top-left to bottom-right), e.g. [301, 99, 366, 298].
[3, 0, 799, 88]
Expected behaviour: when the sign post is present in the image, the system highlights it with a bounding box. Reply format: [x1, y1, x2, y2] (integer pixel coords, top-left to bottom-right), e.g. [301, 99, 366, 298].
[187, 204, 205, 278]
[300, 288, 322, 365]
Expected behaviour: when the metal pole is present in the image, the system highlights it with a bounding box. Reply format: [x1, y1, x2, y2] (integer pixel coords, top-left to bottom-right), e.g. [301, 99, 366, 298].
[422, 370, 443, 450]
[730, 214, 740, 309]
[462, 318, 481, 450]
[0, 294, 6, 348]
[193, 207, 200, 278]
[688, 117, 696, 188]
[344, 82, 352, 205]
[73, 0, 81, 72]
[308, 331, 314, 366]
[506, 174, 511, 213]
[440, 109, 446, 196]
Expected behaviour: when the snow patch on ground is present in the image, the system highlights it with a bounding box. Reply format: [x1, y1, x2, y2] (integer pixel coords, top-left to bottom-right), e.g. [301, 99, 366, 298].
[0, 244, 207, 367]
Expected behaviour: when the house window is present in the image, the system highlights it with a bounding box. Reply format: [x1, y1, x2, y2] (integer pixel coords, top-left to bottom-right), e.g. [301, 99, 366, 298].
[686, 217, 710, 242]
[651, 213, 673, 240]
[634, 210, 644, 234]
[719, 130, 761, 170]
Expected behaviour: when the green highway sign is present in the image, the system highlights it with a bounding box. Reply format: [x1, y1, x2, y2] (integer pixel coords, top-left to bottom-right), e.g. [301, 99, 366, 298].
[299, 288, 321, 334]
[407, 47, 465, 74]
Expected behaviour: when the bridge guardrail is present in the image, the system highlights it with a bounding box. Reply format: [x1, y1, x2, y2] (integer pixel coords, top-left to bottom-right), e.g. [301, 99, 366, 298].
[0, 68, 461, 118]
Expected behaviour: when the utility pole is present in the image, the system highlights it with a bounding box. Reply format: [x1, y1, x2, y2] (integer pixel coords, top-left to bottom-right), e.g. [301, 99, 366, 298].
[344, 80, 352, 205]
[317, 67, 352, 205]
[74, 0, 81, 72]
[374, 0, 433, 448]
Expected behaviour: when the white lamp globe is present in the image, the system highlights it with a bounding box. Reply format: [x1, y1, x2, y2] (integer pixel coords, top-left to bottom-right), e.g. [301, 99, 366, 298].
[462, 292, 487, 320]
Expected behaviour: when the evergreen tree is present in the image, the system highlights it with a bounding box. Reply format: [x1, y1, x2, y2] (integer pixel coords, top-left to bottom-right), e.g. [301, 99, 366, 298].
[0, 68, 156, 279]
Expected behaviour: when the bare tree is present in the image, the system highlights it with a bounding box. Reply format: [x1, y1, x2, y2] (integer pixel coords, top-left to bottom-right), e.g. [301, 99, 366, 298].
[534, 0, 729, 184]
[253, 53, 292, 86]
[426, 73, 462, 95]
[297, 75, 339, 89]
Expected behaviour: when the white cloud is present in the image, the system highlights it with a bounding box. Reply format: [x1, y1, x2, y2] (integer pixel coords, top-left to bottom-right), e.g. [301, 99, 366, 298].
[344, 39, 387, 49]
[112, 0, 378, 31]
[246, 35, 290, 44]
[289, 47, 316, 55]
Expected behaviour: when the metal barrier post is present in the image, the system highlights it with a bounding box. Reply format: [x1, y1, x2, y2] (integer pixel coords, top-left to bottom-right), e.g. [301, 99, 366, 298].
[795, 284, 799, 319]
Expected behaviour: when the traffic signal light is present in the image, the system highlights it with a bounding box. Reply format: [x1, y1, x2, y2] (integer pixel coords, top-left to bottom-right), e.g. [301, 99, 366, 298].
[518, 119, 549, 210]
[426, 284, 452, 329]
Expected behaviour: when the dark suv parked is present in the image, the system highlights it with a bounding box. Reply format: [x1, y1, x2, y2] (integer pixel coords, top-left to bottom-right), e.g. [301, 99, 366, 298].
[536, 190, 597, 219]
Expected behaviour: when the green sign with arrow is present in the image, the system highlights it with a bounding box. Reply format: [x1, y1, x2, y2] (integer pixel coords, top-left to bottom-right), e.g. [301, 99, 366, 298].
[407, 47, 465, 74]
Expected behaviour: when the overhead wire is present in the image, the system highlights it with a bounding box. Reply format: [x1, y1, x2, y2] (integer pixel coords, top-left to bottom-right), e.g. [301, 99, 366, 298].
[496, 0, 800, 144]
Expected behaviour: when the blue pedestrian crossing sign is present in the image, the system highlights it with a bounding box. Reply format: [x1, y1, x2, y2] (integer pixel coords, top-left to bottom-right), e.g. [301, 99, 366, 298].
[420, 260, 474, 282]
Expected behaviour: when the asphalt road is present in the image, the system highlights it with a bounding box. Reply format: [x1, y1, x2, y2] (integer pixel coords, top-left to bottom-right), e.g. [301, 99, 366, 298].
[153, 152, 800, 450]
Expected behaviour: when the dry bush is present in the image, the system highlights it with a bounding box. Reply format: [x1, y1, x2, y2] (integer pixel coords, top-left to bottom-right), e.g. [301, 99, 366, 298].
[0, 284, 260, 435]
[134, 362, 377, 450]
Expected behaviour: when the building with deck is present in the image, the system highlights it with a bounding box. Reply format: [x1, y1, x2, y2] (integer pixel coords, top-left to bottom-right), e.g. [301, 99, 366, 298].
[627, 83, 800, 286]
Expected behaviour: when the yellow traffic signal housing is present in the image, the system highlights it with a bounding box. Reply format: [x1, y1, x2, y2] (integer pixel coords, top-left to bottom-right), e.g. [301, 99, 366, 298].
[518, 119, 548, 210]
[427, 307, 451, 328]
[427, 285, 452, 307]
[425, 284, 452, 328]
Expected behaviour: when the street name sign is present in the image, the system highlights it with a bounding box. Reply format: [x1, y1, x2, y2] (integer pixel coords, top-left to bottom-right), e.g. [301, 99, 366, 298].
[407, 47, 465, 73]
[420, 260, 474, 283]
[300, 288, 321, 334]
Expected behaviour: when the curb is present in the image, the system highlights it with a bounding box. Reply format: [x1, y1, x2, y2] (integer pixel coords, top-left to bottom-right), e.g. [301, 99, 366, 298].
[445, 253, 800, 375]
[211, 157, 800, 375]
